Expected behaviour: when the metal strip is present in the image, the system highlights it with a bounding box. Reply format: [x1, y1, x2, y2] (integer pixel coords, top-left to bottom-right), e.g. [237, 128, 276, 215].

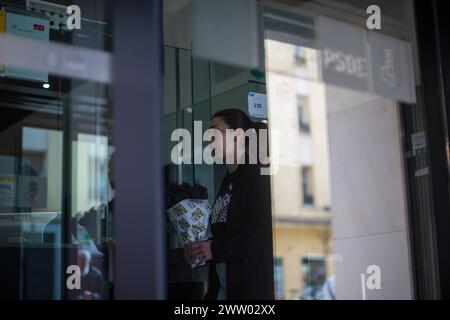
[113, 0, 165, 299]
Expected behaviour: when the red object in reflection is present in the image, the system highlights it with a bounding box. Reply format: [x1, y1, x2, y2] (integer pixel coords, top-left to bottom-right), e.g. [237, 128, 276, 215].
[33, 24, 44, 31]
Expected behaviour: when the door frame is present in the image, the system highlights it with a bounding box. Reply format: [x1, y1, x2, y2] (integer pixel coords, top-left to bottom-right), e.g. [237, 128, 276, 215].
[112, 0, 165, 299]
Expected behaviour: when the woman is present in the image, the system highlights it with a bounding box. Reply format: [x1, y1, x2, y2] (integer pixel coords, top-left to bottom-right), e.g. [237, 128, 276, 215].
[184, 108, 274, 300]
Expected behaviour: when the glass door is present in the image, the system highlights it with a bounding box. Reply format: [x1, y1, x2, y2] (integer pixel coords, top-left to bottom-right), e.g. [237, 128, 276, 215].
[263, 0, 424, 300]
[0, 0, 113, 299]
[160, 0, 440, 300]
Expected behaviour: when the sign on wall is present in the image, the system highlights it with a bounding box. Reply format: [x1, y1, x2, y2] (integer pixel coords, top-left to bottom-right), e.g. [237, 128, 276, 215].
[317, 16, 368, 93]
[369, 31, 416, 103]
[0, 174, 48, 208]
[317, 16, 416, 104]
[248, 92, 267, 118]
[5, 12, 49, 82]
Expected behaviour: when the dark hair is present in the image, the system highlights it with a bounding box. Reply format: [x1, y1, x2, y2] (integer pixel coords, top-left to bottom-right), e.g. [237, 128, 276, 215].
[212, 108, 267, 131]
[211, 108, 269, 158]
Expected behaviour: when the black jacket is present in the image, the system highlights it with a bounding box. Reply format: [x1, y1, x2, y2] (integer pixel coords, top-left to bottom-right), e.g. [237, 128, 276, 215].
[205, 163, 274, 300]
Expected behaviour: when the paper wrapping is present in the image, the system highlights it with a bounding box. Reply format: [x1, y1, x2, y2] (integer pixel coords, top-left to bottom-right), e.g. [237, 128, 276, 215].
[166, 199, 211, 268]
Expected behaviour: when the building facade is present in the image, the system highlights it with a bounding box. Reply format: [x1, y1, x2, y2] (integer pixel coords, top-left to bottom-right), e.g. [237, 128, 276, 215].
[0, 0, 449, 300]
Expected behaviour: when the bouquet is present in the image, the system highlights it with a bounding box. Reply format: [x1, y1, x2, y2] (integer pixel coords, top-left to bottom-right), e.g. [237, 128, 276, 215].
[166, 198, 211, 268]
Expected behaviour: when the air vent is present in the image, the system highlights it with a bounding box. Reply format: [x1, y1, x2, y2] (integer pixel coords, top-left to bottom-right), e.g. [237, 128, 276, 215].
[26, 0, 67, 15]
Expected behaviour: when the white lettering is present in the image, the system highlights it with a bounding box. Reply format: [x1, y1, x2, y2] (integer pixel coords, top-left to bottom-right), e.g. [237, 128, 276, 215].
[366, 5, 381, 30]
[66, 5, 81, 30]
[66, 265, 81, 290]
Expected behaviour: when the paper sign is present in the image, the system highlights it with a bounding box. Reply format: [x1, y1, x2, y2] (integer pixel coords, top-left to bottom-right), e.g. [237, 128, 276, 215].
[17, 175, 47, 208]
[0, 174, 48, 208]
[0, 174, 15, 207]
[248, 92, 267, 118]
[5, 12, 49, 82]
[411, 131, 426, 156]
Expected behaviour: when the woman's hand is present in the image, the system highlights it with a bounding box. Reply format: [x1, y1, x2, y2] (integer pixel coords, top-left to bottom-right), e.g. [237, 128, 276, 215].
[184, 240, 213, 264]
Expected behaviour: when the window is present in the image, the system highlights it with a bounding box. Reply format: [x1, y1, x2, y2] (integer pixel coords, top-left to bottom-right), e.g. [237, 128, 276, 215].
[301, 166, 314, 206]
[297, 96, 310, 133]
[301, 257, 326, 300]
[294, 46, 306, 65]
[274, 257, 284, 300]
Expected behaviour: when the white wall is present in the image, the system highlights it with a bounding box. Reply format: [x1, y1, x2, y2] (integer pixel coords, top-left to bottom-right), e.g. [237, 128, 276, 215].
[326, 85, 413, 299]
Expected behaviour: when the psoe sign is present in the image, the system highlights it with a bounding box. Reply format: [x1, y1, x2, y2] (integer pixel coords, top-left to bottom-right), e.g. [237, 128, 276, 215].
[317, 16, 416, 104]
